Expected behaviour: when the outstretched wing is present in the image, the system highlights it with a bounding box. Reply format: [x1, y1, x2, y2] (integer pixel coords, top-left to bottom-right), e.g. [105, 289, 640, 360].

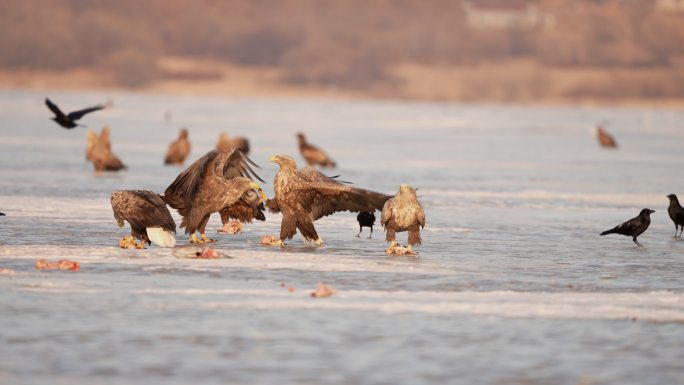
[220, 150, 265, 183]
[164, 150, 219, 210]
[67, 104, 105, 120]
[297, 167, 391, 220]
[45, 98, 66, 118]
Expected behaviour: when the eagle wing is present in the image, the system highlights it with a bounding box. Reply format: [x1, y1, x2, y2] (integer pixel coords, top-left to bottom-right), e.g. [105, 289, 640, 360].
[380, 197, 395, 227]
[295, 167, 391, 221]
[67, 104, 105, 120]
[112, 190, 176, 233]
[45, 98, 66, 119]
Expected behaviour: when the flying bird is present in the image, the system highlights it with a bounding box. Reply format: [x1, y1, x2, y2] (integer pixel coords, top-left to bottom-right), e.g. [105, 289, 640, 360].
[217, 133, 250, 155]
[163, 149, 266, 244]
[267, 155, 390, 246]
[600, 208, 655, 247]
[381, 185, 426, 253]
[297, 132, 337, 168]
[666, 194, 684, 238]
[356, 211, 376, 239]
[88, 126, 126, 172]
[45, 98, 105, 129]
[597, 124, 617, 148]
[165, 129, 191, 166]
[111, 190, 177, 248]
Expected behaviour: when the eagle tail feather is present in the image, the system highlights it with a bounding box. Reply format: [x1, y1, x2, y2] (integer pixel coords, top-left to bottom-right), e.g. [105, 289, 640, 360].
[146, 227, 176, 248]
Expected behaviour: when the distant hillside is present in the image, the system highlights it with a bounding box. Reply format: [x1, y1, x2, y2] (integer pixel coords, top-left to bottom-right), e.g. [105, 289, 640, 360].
[1, 0, 683, 103]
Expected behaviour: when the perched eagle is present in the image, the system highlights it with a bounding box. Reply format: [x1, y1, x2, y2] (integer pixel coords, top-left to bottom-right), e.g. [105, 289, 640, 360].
[217, 133, 250, 155]
[111, 190, 177, 248]
[381, 185, 426, 252]
[165, 128, 191, 166]
[297, 132, 337, 168]
[267, 154, 390, 245]
[89, 126, 126, 172]
[163, 149, 267, 244]
[597, 125, 617, 148]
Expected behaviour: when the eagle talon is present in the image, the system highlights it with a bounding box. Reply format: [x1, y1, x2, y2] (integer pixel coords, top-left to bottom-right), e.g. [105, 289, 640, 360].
[201, 234, 216, 243]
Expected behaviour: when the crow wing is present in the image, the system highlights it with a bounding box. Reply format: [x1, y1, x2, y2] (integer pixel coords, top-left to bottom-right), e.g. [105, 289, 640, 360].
[67, 104, 105, 120]
[45, 98, 66, 119]
[612, 215, 643, 235]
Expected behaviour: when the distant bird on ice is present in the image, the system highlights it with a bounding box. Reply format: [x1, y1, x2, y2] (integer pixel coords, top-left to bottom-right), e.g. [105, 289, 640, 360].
[88, 126, 126, 172]
[356, 211, 376, 239]
[381, 185, 426, 253]
[666, 194, 684, 238]
[0, 212, 5, 216]
[597, 124, 617, 148]
[600, 208, 655, 247]
[45, 98, 105, 129]
[165, 128, 191, 166]
[297, 132, 337, 168]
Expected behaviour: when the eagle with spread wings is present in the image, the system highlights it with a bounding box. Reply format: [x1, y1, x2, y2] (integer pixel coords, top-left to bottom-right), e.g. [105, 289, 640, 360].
[163, 149, 267, 244]
[111, 190, 177, 249]
[267, 154, 391, 245]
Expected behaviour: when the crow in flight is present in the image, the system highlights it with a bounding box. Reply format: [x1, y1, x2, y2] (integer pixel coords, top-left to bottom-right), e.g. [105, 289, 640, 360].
[45, 98, 105, 129]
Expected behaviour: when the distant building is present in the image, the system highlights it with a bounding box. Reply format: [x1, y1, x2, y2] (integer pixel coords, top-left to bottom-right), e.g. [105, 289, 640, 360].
[462, 0, 554, 29]
[656, 0, 684, 10]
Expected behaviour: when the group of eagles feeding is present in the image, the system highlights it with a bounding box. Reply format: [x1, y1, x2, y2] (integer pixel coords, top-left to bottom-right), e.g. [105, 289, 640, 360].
[44, 98, 684, 251]
[45, 98, 426, 254]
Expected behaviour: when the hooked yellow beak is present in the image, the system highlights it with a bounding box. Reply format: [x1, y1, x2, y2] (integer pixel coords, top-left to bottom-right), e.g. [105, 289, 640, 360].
[258, 189, 268, 203]
[249, 181, 260, 190]
[268, 155, 278, 163]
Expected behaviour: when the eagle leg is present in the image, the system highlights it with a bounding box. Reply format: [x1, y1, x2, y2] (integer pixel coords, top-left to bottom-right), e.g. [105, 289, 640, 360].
[190, 233, 202, 244]
[201, 233, 216, 243]
[135, 239, 146, 249]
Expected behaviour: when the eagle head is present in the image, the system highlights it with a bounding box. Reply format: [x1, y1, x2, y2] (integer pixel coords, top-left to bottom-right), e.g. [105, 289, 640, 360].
[269, 154, 297, 169]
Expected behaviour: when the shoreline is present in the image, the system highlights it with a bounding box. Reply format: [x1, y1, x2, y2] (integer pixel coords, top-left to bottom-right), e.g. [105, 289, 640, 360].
[2, 58, 684, 109]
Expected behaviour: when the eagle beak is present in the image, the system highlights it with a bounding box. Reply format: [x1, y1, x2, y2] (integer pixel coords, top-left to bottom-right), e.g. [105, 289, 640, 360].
[268, 155, 278, 163]
[258, 189, 268, 203]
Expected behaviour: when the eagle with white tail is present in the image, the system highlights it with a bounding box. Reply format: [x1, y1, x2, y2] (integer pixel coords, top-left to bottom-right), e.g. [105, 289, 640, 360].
[111, 190, 177, 248]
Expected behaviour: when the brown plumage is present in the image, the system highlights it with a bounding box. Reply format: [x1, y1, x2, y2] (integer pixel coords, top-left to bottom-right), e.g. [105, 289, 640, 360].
[219, 188, 266, 226]
[111, 190, 176, 248]
[89, 126, 126, 172]
[162, 149, 266, 243]
[381, 185, 426, 251]
[297, 132, 336, 168]
[165, 128, 191, 166]
[267, 154, 390, 245]
[597, 125, 617, 148]
[217, 133, 250, 155]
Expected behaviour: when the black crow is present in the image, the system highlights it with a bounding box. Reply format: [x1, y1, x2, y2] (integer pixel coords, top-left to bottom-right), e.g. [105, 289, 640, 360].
[356, 211, 376, 239]
[666, 194, 684, 238]
[45, 98, 105, 129]
[600, 208, 655, 247]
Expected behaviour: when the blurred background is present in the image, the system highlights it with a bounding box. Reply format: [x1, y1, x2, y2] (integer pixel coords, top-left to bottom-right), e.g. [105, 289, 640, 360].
[1, 0, 683, 104]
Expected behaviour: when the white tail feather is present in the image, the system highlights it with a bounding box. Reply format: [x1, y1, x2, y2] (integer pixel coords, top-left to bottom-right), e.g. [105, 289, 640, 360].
[146, 227, 176, 248]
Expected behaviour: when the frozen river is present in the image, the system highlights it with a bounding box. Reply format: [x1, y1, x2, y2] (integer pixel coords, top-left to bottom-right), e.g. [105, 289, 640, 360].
[1, 89, 684, 384]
